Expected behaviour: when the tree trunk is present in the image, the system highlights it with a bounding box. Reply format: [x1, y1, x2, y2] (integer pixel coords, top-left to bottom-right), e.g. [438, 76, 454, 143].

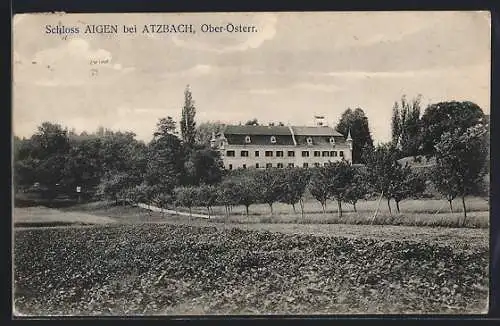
[461, 195, 468, 227]
[448, 199, 453, 214]
[292, 203, 296, 214]
[387, 198, 392, 216]
[269, 203, 273, 216]
[189, 207, 192, 218]
[322, 202, 326, 215]
[245, 205, 249, 216]
[353, 202, 357, 213]
[207, 206, 211, 218]
[395, 200, 400, 214]
[371, 191, 384, 225]
[337, 200, 342, 218]
[299, 198, 305, 219]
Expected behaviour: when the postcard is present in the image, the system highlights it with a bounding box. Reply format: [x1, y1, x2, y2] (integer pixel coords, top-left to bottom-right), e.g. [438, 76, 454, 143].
[12, 11, 490, 316]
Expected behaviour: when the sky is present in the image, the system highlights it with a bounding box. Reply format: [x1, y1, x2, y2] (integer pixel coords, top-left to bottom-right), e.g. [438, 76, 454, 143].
[13, 12, 491, 144]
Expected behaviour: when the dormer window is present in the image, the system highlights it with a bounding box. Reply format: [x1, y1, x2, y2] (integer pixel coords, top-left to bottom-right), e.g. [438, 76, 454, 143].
[306, 137, 313, 145]
[270, 136, 277, 144]
[329, 137, 336, 146]
[245, 135, 251, 144]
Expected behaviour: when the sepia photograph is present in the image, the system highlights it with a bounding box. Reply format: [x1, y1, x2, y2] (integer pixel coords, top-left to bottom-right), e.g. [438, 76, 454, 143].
[12, 11, 490, 316]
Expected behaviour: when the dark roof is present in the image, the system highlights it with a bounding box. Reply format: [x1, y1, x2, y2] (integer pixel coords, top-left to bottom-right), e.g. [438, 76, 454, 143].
[295, 135, 346, 146]
[222, 125, 345, 137]
[223, 125, 291, 136]
[291, 126, 343, 137]
[225, 134, 295, 146]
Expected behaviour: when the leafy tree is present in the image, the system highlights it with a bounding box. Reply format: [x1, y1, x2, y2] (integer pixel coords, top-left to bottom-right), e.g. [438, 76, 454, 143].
[145, 117, 185, 197]
[309, 168, 331, 214]
[127, 182, 150, 205]
[244, 118, 259, 126]
[233, 174, 259, 216]
[345, 168, 369, 212]
[180, 85, 197, 147]
[30, 122, 71, 160]
[62, 137, 104, 197]
[254, 169, 286, 216]
[433, 124, 488, 225]
[335, 107, 374, 163]
[216, 180, 240, 217]
[141, 184, 166, 211]
[278, 168, 311, 218]
[195, 121, 225, 146]
[429, 164, 460, 213]
[14, 157, 39, 191]
[364, 143, 402, 214]
[324, 161, 355, 218]
[30, 122, 70, 188]
[387, 164, 426, 213]
[96, 131, 147, 202]
[391, 95, 422, 158]
[183, 146, 224, 186]
[197, 184, 219, 218]
[13, 136, 39, 190]
[14, 124, 148, 201]
[154, 116, 178, 138]
[100, 131, 145, 175]
[13, 122, 72, 198]
[391, 102, 402, 148]
[420, 101, 486, 157]
[174, 186, 198, 218]
[96, 171, 131, 204]
[153, 192, 173, 216]
[13, 135, 23, 162]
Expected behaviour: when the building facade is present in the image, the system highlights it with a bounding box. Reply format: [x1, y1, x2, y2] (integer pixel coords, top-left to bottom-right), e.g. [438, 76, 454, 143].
[211, 123, 353, 170]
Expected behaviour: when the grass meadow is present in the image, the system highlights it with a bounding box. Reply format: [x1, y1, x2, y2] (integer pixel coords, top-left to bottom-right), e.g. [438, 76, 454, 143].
[176, 196, 490, 228]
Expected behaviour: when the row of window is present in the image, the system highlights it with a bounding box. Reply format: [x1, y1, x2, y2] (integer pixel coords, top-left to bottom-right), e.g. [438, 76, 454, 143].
[226, 150, 344, 158]
[245, 135, 277, 144]
[227, 162, 334, 170]
[243, 135, 336, 145]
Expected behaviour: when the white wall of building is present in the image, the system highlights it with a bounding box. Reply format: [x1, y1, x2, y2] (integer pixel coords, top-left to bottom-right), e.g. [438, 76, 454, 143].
[219, 144, 352, 169]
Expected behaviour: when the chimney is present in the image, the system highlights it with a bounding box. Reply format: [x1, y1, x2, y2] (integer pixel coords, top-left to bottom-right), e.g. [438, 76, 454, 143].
[314, 115, 326, 127]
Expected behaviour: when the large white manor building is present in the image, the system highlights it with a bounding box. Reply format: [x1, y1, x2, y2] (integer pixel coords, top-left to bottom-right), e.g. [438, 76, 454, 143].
[210, 117, 353, 170]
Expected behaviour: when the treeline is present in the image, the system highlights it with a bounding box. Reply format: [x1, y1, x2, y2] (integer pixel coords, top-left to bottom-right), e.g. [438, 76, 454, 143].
[13, 86, 489, 224]
[137, 162, 366, 219]
[231, 96, 490, 164]
[14, 86, 225, 202]
[389, 96, 489, 159]
[172, 96, 490, 225]
[158, 121, 487, 225]
[334, 95, 489, 163]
